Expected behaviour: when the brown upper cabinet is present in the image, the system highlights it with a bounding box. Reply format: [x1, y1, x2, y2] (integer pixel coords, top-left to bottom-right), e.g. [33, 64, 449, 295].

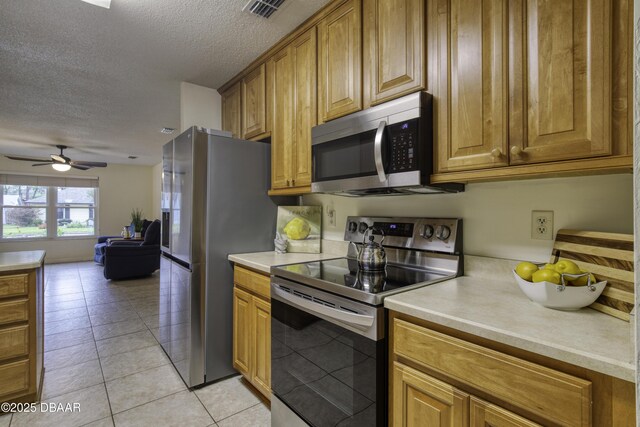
[318, 0, 362, 123]
[268, 28, 317, 194]
[363, 0, 426, 107]
[241, 63, 269, 140]
[432, 0, 632, 178]
[221, 82, 241, 138]
[430, 0, 509, 173]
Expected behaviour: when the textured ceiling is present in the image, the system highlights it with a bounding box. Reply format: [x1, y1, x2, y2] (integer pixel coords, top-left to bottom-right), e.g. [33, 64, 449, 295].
[0, 0, 330, 166]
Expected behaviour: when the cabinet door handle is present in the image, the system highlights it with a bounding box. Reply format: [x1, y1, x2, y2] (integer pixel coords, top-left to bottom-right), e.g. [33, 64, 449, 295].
[490, 148, 502, 158]
[510, 146, 523, 157]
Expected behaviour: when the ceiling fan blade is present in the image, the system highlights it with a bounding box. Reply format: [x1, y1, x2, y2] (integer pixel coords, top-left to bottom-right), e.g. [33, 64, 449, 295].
[6, 155, 51, 162]
[70, 161, 107, 167]
[70, 164, 90, 171]
[32, 163, 54, 166]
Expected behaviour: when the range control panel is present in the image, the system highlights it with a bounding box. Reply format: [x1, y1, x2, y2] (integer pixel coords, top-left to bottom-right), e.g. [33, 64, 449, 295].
[344, 216, 462, 254]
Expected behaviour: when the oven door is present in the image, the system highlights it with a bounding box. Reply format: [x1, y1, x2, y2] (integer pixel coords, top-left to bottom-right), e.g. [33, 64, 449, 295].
[271, 277, 386, 427]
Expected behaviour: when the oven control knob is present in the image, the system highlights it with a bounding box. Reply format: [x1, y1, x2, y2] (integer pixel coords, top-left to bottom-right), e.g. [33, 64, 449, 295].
[358, 222, 369, 233]
[435, 225, 451, 241]
[348, 221, 358, 233]
[421, 224, 434, 239]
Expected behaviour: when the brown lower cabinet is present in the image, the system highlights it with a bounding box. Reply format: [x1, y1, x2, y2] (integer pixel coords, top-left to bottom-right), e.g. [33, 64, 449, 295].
[0, 266, 44, 404]
[232, 266, 271, 400]
[390, 311, 635, 426]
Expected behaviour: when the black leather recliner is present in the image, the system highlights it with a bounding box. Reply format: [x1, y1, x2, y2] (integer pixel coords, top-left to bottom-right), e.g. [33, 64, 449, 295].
[103, 219, 161, 280]
[94, 220, 153, 265]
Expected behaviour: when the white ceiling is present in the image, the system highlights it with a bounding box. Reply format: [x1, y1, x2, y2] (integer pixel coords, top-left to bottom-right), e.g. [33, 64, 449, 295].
[0, 0, 330, 166]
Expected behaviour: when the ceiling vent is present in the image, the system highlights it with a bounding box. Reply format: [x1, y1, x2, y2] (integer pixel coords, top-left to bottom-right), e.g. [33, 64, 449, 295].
[243, 0, 286, 19]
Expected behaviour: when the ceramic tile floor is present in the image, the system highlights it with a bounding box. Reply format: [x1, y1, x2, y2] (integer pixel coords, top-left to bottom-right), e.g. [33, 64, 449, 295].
[0, 262, 270, 427]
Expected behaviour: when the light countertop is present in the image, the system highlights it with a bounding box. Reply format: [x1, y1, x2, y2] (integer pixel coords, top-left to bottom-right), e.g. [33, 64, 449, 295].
[384, 255, 634, 382]
[228, 251, 342, 274]
[0, 250, 46, 272]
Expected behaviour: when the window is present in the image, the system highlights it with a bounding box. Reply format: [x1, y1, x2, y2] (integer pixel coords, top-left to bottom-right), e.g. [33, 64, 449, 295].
[0, 174, 99, 240]
[1, 185, 48, 239]
[56, 187, 96, 236]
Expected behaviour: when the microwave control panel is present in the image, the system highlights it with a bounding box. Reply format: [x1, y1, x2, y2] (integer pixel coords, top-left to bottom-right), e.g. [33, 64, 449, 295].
[388, 119, 419, 173]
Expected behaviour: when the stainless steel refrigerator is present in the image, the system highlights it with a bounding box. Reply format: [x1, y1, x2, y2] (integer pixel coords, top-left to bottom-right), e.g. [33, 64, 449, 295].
[159, 126, 287, 387]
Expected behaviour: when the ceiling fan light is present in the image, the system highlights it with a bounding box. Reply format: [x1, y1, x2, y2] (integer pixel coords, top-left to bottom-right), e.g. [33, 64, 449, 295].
[81, 0, 111, 9]
[52, 163, 71, 172]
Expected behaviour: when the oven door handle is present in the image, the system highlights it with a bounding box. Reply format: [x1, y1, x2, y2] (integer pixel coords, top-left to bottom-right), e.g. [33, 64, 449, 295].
[374, 120, 387, 183]
[272, 286, 375, 328]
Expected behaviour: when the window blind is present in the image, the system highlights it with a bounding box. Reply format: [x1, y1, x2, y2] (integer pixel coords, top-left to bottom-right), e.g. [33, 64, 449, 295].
[0, 173, 99, 188]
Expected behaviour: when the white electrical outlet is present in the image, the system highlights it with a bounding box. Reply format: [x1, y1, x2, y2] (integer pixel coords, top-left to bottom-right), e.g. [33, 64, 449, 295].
[531, 210, 554, 240]
[326, 204, 336, 227]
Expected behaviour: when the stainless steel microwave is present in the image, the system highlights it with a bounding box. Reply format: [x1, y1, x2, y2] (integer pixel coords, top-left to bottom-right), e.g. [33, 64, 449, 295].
[311, 92, 463, 196]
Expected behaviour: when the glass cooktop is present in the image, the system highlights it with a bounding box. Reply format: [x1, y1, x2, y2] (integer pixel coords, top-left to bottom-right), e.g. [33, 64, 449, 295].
[273, 257, 450, 304]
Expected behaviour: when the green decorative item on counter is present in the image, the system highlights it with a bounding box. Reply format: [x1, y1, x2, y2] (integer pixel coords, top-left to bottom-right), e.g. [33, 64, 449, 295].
[130, 208, 144, 233]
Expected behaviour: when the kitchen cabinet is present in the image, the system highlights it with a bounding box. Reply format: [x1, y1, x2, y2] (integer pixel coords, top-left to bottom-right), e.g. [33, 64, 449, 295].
[431, 0, 633, 181]
[430, 0, 509, 172]
[232, 265, 271, 400]
[363, 0, 426, 107]
[389, 311, 636, 426]
[0, 261, 44, 404]
[242, 63, 269, 140]
[221, 82, 242, 138]
[268, 28, 317, 194]
[392, 362, 469, 426]
[318, 0, 362, 122]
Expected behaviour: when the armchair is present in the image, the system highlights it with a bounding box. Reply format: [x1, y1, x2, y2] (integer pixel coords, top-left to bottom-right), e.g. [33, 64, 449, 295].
[103, 219, 161, 280]
[93, 219, 153, 265]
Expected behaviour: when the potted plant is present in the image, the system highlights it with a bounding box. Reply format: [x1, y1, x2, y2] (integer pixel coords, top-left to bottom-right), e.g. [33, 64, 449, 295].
[131, 208, 144, 239]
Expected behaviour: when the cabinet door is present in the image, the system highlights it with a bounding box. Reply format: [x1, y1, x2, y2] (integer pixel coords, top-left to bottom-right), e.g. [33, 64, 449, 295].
[364, 0, 425, 106]
[318, 0, 362, 122]
[508, 0, 612, 164]
[221, 82, 242, 138]
[251, 297, 271, 399]
[242, 63, 268, 140]
[268, 47, 294, 190]
[470, 397, 541, 427]
[290, 28, 317, 188]
[392, 362, 469, 427]
[431, 0, 509, 173]
[232, 287, 251, 377]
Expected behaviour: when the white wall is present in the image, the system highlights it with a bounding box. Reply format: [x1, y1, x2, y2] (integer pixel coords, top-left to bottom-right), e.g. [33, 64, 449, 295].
[303, 173, 634, 262]
[151, 162, 162, 220]
[0, 157, 155, 263]
[180, 82, 222, 132]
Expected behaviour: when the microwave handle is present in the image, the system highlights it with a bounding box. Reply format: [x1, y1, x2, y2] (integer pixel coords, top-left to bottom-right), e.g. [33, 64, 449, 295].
[374, 121, 387, 182]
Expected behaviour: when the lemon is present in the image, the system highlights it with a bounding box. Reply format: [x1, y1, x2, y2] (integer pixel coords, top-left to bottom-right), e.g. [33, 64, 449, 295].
[554, 259, 581, 276]
[283, 217, 311, 240]
[571, 271, 597, 286]
[532, 269, 561, 285]
[543, 263, 556, 271]
[515, 262, 538, 282]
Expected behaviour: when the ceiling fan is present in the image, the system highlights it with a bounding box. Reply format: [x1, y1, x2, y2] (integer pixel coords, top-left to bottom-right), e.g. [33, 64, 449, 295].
[5, 145, 108, 171]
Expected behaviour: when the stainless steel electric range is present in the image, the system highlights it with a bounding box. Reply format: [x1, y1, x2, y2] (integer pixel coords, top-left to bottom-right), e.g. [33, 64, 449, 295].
[270, 216, 463, 427]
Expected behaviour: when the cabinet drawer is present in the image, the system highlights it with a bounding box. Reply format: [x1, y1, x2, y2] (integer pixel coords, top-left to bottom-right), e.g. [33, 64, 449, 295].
[0, 359, 30, 398]
[0, 325, 29, 361]
[0, 274, 28, 299]
[0, 299, 29, 325]
[393, 319, 591, 426]
[234, 266, 270, 299]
